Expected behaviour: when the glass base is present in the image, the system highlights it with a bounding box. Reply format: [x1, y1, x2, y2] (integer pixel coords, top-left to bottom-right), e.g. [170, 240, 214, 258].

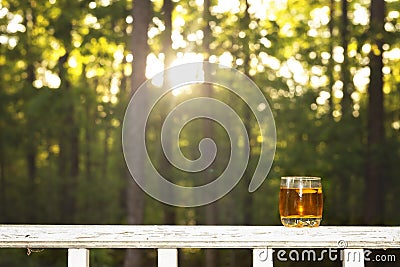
[281, 217, 321, 227]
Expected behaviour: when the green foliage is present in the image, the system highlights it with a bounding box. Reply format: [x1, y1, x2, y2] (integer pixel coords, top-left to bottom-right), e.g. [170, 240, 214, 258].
[0, 0, 399, 265]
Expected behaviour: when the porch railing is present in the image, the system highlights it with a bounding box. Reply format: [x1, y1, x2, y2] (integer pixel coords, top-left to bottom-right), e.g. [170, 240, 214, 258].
[0, 225, 399, 267]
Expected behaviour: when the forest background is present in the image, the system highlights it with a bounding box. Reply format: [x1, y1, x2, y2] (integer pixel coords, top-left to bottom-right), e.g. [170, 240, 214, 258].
[0, 0, 399, 266]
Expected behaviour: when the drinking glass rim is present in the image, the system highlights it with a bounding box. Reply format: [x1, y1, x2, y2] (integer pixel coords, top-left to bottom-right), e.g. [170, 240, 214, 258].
[281, 176, 321, 181]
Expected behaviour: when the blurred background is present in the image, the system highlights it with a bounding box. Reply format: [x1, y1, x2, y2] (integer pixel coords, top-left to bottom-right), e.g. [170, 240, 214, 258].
[0, 0, 399, 266]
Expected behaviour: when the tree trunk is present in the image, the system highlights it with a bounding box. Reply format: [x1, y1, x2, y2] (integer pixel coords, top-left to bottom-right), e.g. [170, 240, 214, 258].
[84, 92, 93, 182]
[58, 51, 79, 224]
[203, 107, 218, 267]
[202, 0, 218, 266]
[26, 126, 37, 223]
[236, 2, 254, 266]
[340, 0, 352, 116]
[162, 0, 173, 70]
[103, 125, 110, 178]
[328, 0, 335, 113]
[26, 63, 38, 223]
[334, 0, 352, 225]
[124, 0, 152, 266]
[203, 84, 218, 267]
[0, 131, 5, 221]
[242, 0, 253, 227]
[24, 7, 38, 223]
[160, 0, 176, 225]
[364, 0, 385, 225]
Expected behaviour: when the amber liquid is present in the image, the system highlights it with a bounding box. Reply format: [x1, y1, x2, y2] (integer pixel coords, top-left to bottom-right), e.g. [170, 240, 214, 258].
[279, 187, 323, 227]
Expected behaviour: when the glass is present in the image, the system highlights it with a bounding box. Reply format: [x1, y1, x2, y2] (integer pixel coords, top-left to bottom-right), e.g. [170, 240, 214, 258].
[279, 176, 323, 227]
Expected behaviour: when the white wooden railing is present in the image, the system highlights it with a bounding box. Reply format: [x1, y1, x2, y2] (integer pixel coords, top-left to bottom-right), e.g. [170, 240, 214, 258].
[0, 225, 399, 267]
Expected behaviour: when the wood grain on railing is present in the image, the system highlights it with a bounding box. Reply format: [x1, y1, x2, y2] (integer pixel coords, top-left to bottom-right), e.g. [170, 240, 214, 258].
[0, 225, 399, 249]
[0, 225, 399, 267]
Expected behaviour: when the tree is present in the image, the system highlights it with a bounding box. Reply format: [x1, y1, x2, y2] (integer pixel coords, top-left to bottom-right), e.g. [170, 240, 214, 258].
[340, 0, 352, 115]
[202, 1, 219, 266]
[364, 0, 386, 225]
[0, 0, 400, 265]
[124, 0, 152, 266]
[160, 0, 177, 226]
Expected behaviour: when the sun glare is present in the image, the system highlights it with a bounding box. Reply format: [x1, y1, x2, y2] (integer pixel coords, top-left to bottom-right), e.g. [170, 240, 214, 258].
[6, 14, 26, 34]
[353, 4, 369, 26]
[170, 53, 204, 95]
[145, 52, 205, 92]
[146, 53, 164, 87]
[353, 67, 370, 91]
[247, 0, 288, 20]
[211, 0, 240, 14]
